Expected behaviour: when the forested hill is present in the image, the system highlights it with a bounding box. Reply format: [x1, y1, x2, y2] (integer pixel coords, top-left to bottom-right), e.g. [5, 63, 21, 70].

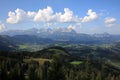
[0, 35, 16, 51]
[0, 46, 120, 80]
[66, 42, 120, 67]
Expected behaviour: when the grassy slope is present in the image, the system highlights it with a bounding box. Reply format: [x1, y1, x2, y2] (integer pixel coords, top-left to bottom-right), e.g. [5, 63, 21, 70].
[70, 61, 83, 65]
[24, 58, 52, 65]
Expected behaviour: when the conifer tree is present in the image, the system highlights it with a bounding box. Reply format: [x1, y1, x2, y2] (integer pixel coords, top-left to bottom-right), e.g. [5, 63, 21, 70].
[68, 70, 75, 80]
[96, 72, 102, 80]
[35, 67, 42, 80]
[90, 72, 95, 80]
[48, 54, 66, 80]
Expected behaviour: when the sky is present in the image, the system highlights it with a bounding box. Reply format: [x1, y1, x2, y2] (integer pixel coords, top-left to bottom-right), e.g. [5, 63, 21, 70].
[0, 0, 120, 34]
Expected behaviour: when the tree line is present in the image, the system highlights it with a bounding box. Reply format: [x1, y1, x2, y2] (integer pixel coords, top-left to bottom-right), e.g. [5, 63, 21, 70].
[0, 51, 120, 80]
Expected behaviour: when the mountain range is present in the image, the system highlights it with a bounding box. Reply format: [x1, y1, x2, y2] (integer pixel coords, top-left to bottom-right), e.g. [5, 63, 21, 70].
[1, 28, 120, 45]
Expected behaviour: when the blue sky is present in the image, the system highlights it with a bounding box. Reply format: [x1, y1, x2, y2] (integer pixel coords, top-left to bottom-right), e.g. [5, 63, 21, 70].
[0, 0, 120, 34]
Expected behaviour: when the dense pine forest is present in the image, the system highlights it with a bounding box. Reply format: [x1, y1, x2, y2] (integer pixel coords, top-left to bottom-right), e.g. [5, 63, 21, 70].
[0, 46, 120, 80]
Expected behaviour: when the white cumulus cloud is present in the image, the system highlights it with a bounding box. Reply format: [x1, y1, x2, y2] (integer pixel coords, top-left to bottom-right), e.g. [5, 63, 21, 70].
[0, 22, 5, 31]
[104, 17, 116, 27]
[34, 6, 81, 23]
[28, 11, 36, 18]
[34, 6, 53, 22]
[6, 7, 98, 25]
[6, 8, 28, 24]
[6, 8, 36, 24]
[82, 9, 98, 22]
[59, 8, 80, 23]
[67, 25, 76, 30]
